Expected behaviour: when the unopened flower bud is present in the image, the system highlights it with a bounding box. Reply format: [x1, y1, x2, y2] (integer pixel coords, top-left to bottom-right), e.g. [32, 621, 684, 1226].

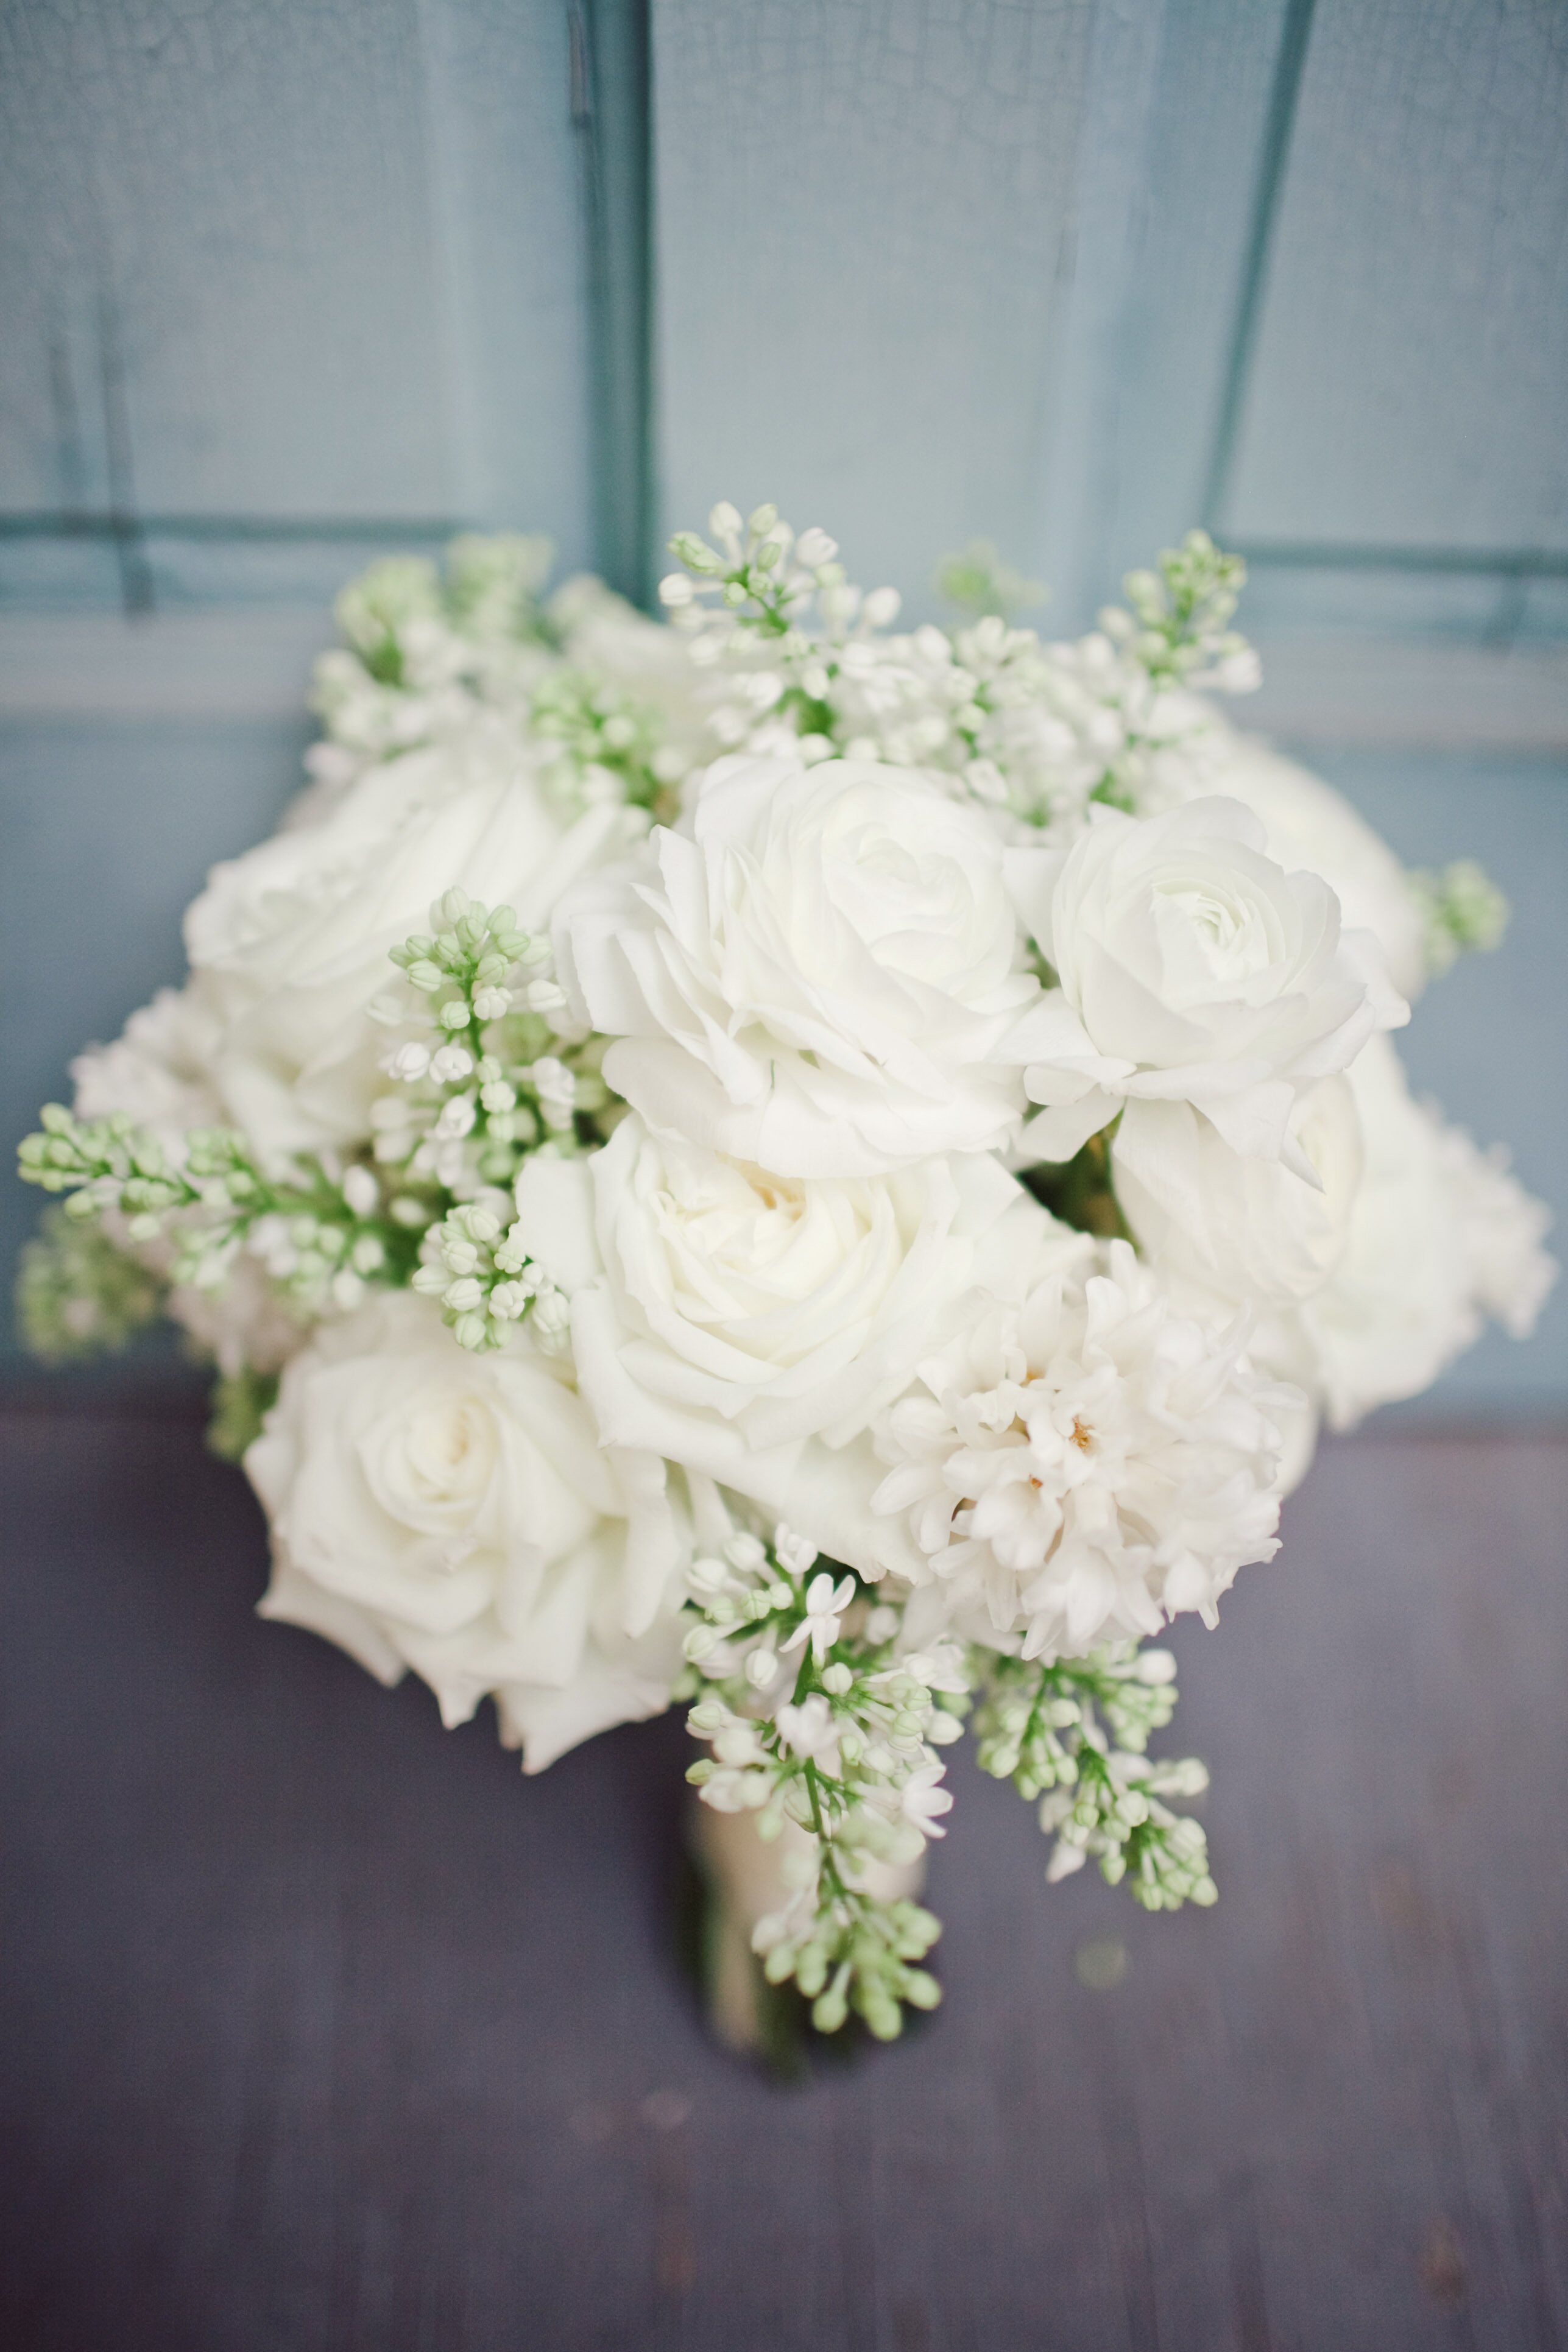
[341, 1165, 379, 1217]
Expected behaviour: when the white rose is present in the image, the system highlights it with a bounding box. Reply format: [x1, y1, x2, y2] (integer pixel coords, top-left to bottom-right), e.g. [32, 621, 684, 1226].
[1111, 1076, 1363, 1309]
[184, 732, 631, 1165]
[871, 1235, 1291, 1658]
[1191, 733, 1429, 1003]
[1008, 796, 1407, 1173]
[1301, 1036, 1556, 1426]
[514, 1115, 1039, 1578]
[245, 1291, 686, 1770]
[553, 752, 1047, 1176]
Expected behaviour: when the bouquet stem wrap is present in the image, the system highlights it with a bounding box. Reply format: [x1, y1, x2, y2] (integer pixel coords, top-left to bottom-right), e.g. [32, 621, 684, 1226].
[691, 1802, 926, 2059]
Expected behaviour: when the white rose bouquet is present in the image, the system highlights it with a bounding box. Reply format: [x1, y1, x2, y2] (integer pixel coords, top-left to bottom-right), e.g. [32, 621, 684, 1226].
[19, 507, 1555, 2054]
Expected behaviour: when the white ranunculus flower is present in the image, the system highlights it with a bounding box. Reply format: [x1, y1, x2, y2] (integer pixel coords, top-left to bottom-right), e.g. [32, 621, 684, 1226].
[1111, 1076, 1363, 1309]
[184, 732, 632, 1166]
[246, 1291, 687, 1770]
[553, 752, 1049, 1177]
[514, 1115, 1042, 1578]
[1191, 733, 1429, 1003]
[871, 1237, 1293, 1658]
[1008, 796, 1408, 1173]
[1300, 1036, 1556, 1427]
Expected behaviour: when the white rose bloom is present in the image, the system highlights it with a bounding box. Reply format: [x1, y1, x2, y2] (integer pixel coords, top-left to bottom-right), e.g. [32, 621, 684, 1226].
[553, 752, 1048, 1177]
[514, 1115, 1040, 1580]
[1301, 1036, 1556, 1426]
[1111, 1076, 1363, 1310]
[872, 1237, 1291, 1658]
[1008, 796, 1407, 1174]
[1191, 732, 1429, 1003]
[184, 732, 631, 1166]
[245, 1292, 687, 1771]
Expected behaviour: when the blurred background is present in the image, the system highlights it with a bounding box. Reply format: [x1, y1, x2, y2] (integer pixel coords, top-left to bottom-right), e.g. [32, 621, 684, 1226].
[2, 0, 1566, 1412]
[3, 10, 1566, 2347]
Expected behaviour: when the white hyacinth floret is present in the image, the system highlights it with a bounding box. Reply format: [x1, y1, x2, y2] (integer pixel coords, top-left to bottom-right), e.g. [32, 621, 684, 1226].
[872, 1240, 1290, 1660]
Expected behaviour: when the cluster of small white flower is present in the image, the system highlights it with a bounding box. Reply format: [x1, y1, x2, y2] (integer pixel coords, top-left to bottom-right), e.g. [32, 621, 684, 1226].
[305, 534, 696, 821]
[657, 503, 1257, 834]
[21, 504, 1555, 2050]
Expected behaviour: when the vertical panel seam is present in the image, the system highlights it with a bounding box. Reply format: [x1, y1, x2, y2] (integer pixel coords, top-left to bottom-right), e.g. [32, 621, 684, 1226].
[1200, 0, 1318, 536]
[96, 272, 154, 617]
[572, 0, 655, 607]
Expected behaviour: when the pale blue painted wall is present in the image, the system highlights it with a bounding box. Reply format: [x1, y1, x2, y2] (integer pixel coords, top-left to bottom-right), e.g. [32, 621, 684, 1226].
[3, 0, 1566, 1413]
[1, 713, 313, 1386]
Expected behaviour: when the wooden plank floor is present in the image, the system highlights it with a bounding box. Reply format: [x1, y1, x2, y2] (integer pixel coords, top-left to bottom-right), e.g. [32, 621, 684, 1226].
[1, 1406, 1564, 2352]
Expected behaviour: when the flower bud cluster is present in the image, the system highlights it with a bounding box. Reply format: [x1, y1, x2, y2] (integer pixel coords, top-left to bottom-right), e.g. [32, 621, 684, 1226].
[660, 508, 1260, 841]
[17, 1106, 409, 1317]
[680, 1524, 965, 2040]
[1114, 529, 1254, 690]
[16, 892, 611, 1352]
[1037, 1748, 1217, 1912]
[308, 537, 558, 784]
[380, 891, 609, 1190]
[529, 666, 688, 819]
[242, 1190, 392, 1315]
[306, 535, 701, 824]
[661, 501, 852, 637]
[1410, 856, 1510, 978]
[17, 1204, 163, 1363]
[19, 1104, 194, 1220]
[970, 1644, 1216, 1911]
[410, 1199, 568, 1354]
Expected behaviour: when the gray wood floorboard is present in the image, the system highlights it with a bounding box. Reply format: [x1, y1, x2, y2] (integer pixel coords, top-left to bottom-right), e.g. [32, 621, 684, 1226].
[1, 1407, 1564, 2351]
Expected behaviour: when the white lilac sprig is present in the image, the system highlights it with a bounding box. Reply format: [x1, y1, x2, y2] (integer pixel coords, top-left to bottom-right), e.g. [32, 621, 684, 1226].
[309, 536, 559, 777]
[16, 1204, 164, 1364]
[16, 1110, 409, 1316]
[923, 531, 1260, 825]
[970, 1647, 1218, 1911]
[933, 539, 1047, 621]
[527, 666, 687, 821]
[681, 1526, 957, 2041]
[659, 504, 1260, 835]
[1410, 857, 1511, 978]
[1109, 531, 1256, 693]
[311, 537, 685, 821]
[409, 1199, 570, 1356]
[377, 889, 612, 1192]
[660, 501, 899, 760]
[15, 891, 610, 1356]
